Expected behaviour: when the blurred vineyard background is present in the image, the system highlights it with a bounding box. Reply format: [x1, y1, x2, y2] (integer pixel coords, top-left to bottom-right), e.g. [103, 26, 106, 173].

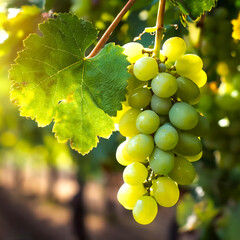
[0, 0, 240, 239]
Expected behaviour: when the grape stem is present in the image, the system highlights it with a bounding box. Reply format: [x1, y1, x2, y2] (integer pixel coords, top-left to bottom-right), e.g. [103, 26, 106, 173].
[87, 0, 136, 58]
[153, 0, 166, 59]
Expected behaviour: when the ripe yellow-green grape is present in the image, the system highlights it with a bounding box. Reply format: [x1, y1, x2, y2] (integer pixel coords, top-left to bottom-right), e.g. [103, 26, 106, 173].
[154, 124, 179, 150]
[149, 147, 175, 175]
[116, 141, 144, 166]
[118, 108, 141, 137]
[136, 110, 160, 134]
[186, 70, 207, 88]
[150, 95, 172, 115]
[133, 57, 159, 81]
[152, 177, 179, 207]
[117, 183, 146, 210]
[162, 37, 187, 61]
[123, 162, 148, 185]
[151, 73, 178, 98]
[128, 88, 152, 109]
[176, 76, 200, 105]
[123, 42, 144, 63]
[116, 141, 134, 166]
[175, 54, 203, 77]
[169, 102, 199, 130]
[168, 156, 196, 185]
[174, 132, 203, 156]
[133, 196, 158, 225]
[126, 134, 154, 159]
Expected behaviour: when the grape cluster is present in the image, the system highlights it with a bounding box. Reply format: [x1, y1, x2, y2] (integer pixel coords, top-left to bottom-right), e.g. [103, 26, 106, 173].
[115, 37, 209, 225]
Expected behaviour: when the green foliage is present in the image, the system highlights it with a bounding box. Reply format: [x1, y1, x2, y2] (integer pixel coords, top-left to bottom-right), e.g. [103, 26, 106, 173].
[9, 13, 130, 155]
[170, 0, 218, 20]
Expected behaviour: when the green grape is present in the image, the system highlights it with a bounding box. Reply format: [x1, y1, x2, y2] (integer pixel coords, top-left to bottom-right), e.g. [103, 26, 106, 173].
[185, 151, 202, 162]
[123, 162, 148, 185]
[119, 108, 141, 137]
[116, 141, 132, 166]
[149, 147, 175, 175]
[117, 183, 146, 210]
[133, 196, 158, 225]
[154, 124, 179, 150]
[128, 88, 152, 109]
[136, 110, 160, 134]
[174, 132, 203, 156]
[186, 114, 209, 137]
[126, 134, 154, 159]
[116, 141, 142, 166]
[169, 102, 198, 130]
[176, 76, 200, 105]
[123, 42, 144, 64]
[162, 37, 187, 61]
[168, 156, 196, 185]
[151, 73, 178, 98]
[133, 57, 159, 81]
[150, 95, 172, 115]
[175, 54, 203, 77]
[152, 177, 179, 207]
[185, 70, 207, 88]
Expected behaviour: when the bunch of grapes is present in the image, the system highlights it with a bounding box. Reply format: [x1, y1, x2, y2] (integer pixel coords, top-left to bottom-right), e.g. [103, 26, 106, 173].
[115, 37, 209, 225]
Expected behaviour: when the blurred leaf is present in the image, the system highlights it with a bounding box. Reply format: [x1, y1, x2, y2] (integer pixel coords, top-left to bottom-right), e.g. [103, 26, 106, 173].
[177, 194, 196, 230]
[9, 13, 129, 155]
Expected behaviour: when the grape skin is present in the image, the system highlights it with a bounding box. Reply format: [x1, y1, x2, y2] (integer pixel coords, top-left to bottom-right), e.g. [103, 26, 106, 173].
[169, 102, 199, 130]
[162, 37, 187, 61]
[151, 72, 178, 98]
[133, 196, 158, 225]
[123, 162, 148, 186]
[133, 57, 159, 81]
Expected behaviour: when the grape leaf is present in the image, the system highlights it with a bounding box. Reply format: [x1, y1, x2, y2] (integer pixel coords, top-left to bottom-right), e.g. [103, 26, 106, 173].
[170, 0, 217, 20]
[9, 13, 130, 155]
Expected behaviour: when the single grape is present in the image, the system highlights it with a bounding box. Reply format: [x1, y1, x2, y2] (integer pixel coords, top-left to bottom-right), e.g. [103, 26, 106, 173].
[128, 88, 152, 109]
[123, 162, 148, 185]
[175, 54, 203, 77]
[136, 110, 160, 134]
[133, 57, 159, 81]
[149, 147, 175, 175]
[152, 177, 179, 207]
[154, 124, 179, 150]
[151, 95, 172, 115]
[151, 73, 178, 98]
[133, 196, 158, 225]
[168, 156, 196, 185]
[119, 108, 141, 137]
[162, 37, 187, 61]
[126, 134, 154, 159]
[117, 183, 146, 210]
[176, 76, 200, 105]
[174, 132, 203, 156]
[159, 63, 167, 72]
[116, 141, 132, 166]
[185, 151, 202, 162]
[123, 42, 144, 63]
[169, 102, 198, 130]
[186, 114, 209, 137]
[186, 70, 207, 88]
